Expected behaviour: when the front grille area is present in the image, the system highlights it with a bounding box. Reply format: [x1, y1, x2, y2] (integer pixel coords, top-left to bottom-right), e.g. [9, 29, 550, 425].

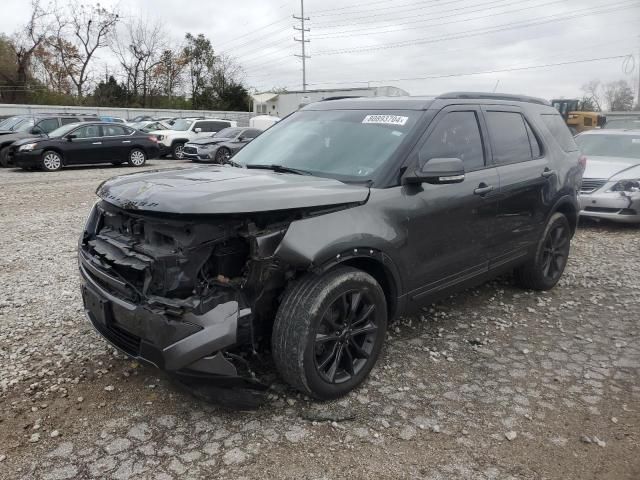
[580, 178, 607, 194]
[183, 146, 197, 155]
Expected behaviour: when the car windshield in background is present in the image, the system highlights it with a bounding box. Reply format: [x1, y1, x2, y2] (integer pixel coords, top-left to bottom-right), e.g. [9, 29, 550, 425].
[603, 118, 640, 130]
[171, 119, 192, 131]
[15, 119, 35, 132]
[214, 127, 243, 138]
[0, 116, 25, 130]
[233, 109, 421, 182]
[48, 123, 81, 138]
[576, 134, 640, 160]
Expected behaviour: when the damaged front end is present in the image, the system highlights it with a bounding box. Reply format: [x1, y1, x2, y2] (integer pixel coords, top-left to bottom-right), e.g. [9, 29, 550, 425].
[78, 200, 297, 400]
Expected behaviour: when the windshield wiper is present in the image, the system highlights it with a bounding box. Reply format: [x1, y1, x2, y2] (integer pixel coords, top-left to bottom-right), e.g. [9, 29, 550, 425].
[245, 164, 311, 175]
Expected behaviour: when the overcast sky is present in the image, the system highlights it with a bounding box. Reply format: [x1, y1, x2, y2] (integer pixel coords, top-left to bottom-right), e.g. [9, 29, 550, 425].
[1, 0, 638, 99]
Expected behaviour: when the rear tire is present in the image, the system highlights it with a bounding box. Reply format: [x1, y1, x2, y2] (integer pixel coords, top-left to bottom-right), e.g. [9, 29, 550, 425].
[272, 267, 387, 400]
[172, 142, 185, 160]
[41, 150, 62, 172]
[127, 148, 146, 167]
[515, 212, 571, 290]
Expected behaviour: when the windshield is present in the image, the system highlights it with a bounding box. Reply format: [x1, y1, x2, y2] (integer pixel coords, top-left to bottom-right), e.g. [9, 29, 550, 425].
[233, 109, 421, 182]
[0, 116, 25, 130]
[15, 118, 35, 132]
[214, 127, 243, 138]
[48, 123, 82, 138]
[576, 134, 640, 160]
[170, 119, 192, 131]
[603, 118, 640, 130]
[139, 121, 169, 132]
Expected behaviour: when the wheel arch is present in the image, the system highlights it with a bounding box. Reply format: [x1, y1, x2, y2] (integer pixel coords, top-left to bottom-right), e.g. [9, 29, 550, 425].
[548, 194, 579, 237]
[316, 249, 402, 321]
[170, 138, 189, 147]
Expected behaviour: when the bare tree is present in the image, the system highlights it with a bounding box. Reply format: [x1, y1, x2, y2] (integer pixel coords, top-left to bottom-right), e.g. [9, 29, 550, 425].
[48, 1, 119, 100]
[9, 0, 50, 102]
[603, 79, 635, 111]
[581, 80, 603, 112]
[111, 17, 165, 107]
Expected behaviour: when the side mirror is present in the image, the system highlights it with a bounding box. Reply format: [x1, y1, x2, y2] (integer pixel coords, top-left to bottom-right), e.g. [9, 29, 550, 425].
[66, 134, 77, 141]
[194, 127, 202, 133]
[237, 136, 245, 142]
[403, 157, 465, 185]
[30, 126, 43, 135]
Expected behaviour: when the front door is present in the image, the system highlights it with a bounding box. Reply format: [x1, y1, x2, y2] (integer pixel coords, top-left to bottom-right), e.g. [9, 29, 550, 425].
[403, 107, 500, 300]
[65, 124, 105, 164]
[481, 107, 552, 266]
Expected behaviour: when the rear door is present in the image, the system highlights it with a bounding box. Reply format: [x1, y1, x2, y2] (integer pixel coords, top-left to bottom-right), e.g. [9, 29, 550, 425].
[101, 124, 132, 161]
[403, 106, 500, 298]
[65, 124, 105, 164]
[481, 107, 551, 265]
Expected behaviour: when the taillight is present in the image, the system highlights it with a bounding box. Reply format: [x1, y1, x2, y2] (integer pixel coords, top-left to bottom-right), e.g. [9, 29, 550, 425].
[578, 155, 587, 169]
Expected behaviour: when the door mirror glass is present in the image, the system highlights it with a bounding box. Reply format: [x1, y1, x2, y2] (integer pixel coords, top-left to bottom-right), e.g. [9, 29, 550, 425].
[194, 127, 202, 133]
[237, 136, 245, 142]
[66, 134, 77, 141]
[404, 157, 465, 185]
[30, 126, 43, 134]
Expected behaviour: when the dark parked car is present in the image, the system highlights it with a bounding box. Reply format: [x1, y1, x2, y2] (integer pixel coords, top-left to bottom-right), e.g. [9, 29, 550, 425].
[0, 113, 98, 167]
[79, 93, 583, 402]
[12, 122, 160, 171]
[183, 127, 262, 162]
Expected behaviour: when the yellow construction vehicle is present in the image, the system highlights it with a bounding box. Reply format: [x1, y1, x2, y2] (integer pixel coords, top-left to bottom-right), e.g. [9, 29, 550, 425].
[550, 99, 606, 135]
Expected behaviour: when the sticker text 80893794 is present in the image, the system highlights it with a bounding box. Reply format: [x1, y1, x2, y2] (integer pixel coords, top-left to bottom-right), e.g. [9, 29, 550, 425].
[362, 115, 409, 126]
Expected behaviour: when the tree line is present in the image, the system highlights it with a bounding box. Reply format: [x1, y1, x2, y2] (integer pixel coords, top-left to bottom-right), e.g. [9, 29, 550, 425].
[0, 1, 252, 111]
[578, 79, 638, 112]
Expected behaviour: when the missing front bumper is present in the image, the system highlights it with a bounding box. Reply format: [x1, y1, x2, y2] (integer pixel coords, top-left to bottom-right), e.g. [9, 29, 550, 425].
[80, 262, 252, 378]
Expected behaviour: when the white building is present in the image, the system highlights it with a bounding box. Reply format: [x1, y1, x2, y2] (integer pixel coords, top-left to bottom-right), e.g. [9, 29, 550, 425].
[251, 86, 410, 118]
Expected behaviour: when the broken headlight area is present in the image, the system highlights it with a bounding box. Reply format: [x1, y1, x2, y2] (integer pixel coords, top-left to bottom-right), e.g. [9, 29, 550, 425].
[80, 200, 292, 317]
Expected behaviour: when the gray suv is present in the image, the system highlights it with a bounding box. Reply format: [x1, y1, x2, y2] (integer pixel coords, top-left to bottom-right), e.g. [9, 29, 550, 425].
[79, 93, 583, 403]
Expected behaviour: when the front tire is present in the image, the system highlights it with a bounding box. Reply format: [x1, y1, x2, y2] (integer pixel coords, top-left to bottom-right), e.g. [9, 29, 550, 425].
[515, 212, 571, 290]
[41, 150, 63, 172]
[272, 267, 387, 400]
[0, 146, 10, 167]
[127, 148, 146, 167]
[215, 147, 231, 164]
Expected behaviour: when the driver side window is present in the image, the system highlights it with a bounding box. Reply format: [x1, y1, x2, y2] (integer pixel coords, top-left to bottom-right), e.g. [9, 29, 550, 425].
[73, 125, 102, 138]
[419, 111, 485, 171]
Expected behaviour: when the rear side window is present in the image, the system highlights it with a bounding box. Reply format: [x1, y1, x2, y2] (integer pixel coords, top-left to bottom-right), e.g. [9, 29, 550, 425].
[208, 121, 232, 132]
[524, 120, 543, 158]
[485, 111, 532, 165]
[243, 129, 261, 139]
[103, 125, 127, 136]
[419, 111, 485, 171]
[61, 117, 79, 125]
[540, 114, 578, 152]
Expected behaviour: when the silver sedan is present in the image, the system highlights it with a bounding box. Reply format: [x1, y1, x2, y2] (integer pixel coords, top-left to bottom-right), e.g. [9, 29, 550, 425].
[576, 129, 640, 223]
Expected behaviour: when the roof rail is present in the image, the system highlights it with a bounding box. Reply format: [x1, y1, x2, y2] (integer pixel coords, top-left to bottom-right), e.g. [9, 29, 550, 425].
[437, 92, 549, 106]
[321, 96, 363, 101]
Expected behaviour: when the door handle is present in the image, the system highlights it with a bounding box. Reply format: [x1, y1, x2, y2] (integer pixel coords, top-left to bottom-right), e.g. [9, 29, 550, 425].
[92, 142, 102, 145]
[122, 140, 131, 143]
[474, 183, 494, 195]
[541, 168, 556, 178]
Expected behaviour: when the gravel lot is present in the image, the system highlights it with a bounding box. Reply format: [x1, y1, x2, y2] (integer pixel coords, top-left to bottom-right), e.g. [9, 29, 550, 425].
[0, 162, 639, 480]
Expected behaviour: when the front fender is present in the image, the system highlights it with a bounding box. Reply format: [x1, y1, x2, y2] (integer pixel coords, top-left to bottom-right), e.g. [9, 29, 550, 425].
[273, 188, 409, 294]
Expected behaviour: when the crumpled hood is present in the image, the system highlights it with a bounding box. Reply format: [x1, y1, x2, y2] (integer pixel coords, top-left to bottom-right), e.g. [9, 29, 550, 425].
[583, 156, 640, 180]
[188, 137, 232, 146]
[97, 165, 370, 214]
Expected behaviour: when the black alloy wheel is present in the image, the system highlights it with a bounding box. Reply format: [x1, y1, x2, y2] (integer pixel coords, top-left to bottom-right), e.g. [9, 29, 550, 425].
[314, 289, 379, 384]
[215, 147, 231, 163]
[540, 222, 569, 281]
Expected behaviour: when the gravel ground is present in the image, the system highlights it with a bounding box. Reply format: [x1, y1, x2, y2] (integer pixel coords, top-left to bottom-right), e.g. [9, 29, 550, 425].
[0, 162, 639, 480]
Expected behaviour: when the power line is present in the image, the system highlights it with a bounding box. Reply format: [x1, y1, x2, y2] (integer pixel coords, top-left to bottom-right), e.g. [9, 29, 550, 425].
[312, 0, 467, 18]
[308, 0, 394, 15]
[306, 55, 632, 87]
[312, 0, 548, 39]
[314, 1, 640, 55]
[216, 15, 290, 49]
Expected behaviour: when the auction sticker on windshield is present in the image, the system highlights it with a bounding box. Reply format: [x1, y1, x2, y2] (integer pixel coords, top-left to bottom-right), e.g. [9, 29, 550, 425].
[362, 115, 409, 126]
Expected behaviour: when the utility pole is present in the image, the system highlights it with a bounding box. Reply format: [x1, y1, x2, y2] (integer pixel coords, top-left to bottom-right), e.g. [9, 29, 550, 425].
[293, 0, 310, 91]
